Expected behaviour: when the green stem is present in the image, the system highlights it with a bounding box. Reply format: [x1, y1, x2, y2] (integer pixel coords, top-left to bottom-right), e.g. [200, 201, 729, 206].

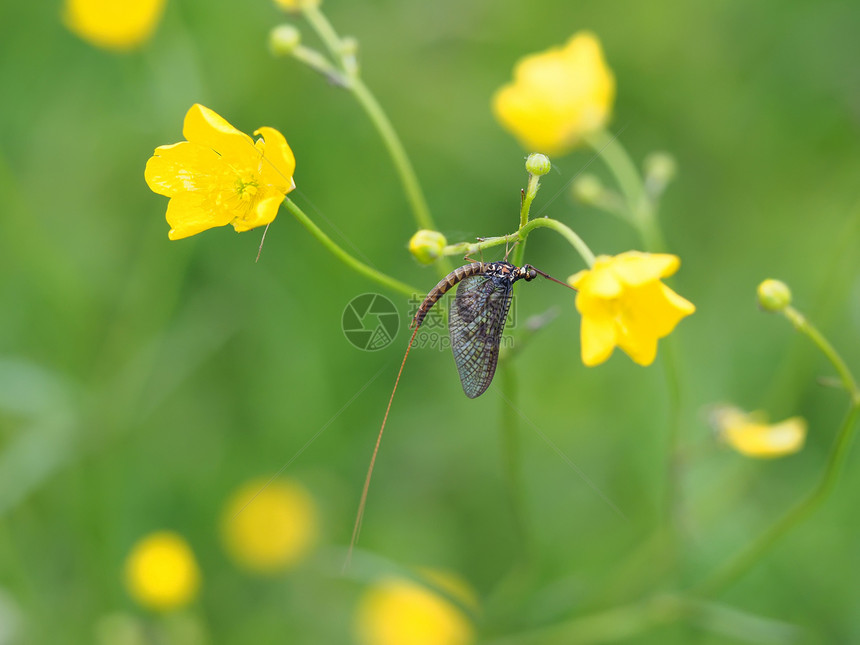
[784, 307, 860, 400]
[693, 403, 860, 597]
[299, 5, 447, 272]
[499, 360, 530, 561]
[301, 7, 435, 232]
[692, 307, 860, 596]
[301, 5, 345, 65]
[443, 218, 595, 268]
[290, 44, 346, 85]
[512, 173, 541, 268]
[586, 131, 667, 253]
[524, 219, 597, 266]
[349, 78, 439, 234]
[282, 197, 418, 297]
[520, 174, 540, 229]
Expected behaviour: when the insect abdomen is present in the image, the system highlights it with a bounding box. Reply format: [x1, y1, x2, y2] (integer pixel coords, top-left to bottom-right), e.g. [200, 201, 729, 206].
[411, 262, 485, 329]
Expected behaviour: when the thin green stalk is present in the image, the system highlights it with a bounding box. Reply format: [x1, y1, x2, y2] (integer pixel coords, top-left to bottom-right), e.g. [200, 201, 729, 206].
[301, 5, 345, 65]
[511, 172, 541, 268]
[693, 404, 860, 597]
[442, 217, 595, 269]
[348, 78, 440, 235]
[289, 44, 345, 85]
[520, 174, 540, 229]
[523, 219, 595, 267]
[784, 307, 859, 401]
[585, 131, 667, 253]
[294, 6, 448, 275]
[282, 197, 418, 297]
[499, 360, 530, 561]
[301, 6, 441, 237]
[692, 307, 860, 596]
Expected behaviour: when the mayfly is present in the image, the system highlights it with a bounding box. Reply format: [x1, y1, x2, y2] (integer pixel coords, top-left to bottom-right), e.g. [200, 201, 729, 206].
[346, 258, 574, 563]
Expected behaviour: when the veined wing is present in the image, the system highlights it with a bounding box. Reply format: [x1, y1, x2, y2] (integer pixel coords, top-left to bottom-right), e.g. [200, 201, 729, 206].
[449, 274, 513, 398]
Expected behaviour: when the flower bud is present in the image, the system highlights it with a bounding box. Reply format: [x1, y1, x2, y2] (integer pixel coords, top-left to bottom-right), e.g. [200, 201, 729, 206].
[526, 153, 551, 176]
[571, 174, 604, 204]
[643, 152, 677, 185]
[757, 279, 792, 312]
[269, 24, 301, 55]
[408, 230, 447, 265]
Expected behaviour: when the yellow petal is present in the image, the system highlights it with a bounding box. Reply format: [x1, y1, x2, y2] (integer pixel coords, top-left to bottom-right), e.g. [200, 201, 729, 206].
[230, 188, 283, 233]
[64, 0, 166, 50]
[611, 252, 680, 286]
[568, 270, 587, 289]
[588, 265, 623, 298]
[355, 577, 474, 645]
[166, 193, 232, 240]
[254, 126, 296, 194]
[723, 417, 807, 458]
[557, 32, 615, 134]
[492, 31, 615, 156]
[182, 104, 257, 167]
[624, 281, 695, 341]
[574, 290, 614, 318]
[145, 142, 229, 197]
[580, 312, 617, 366]
[615, 323, 659, 366]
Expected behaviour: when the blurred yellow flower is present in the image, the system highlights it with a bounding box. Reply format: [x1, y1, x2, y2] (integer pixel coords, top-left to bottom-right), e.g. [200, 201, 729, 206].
[713, 406, 807, 458]
[492, 32, 615, 156]
[274, 0, 321, 10]
[145, 104, 296, 240]
[64, 0, 166, 51]
[568, 252, 695, 366]
[221, 478, 318, 574]
[355, 576, 475, 645]
[124, 531, 200, 611]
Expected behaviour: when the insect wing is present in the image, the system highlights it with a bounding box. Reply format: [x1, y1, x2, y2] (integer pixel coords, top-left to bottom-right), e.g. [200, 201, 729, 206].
[449, 274, 513, 398]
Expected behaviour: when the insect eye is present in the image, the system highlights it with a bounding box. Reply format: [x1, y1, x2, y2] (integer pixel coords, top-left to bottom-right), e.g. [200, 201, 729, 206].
[528, 269, 537, 280]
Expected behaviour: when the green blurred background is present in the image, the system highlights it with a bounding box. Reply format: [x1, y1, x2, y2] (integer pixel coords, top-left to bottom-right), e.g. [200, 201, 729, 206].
[1, 0, 859, 642]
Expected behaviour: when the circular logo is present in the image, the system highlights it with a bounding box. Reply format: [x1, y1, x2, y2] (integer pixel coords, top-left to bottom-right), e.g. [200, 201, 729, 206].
[342, 293, 400, 351]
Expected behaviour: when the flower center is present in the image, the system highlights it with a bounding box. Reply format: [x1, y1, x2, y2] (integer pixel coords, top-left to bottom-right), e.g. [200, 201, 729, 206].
[236, 177, 259, 202]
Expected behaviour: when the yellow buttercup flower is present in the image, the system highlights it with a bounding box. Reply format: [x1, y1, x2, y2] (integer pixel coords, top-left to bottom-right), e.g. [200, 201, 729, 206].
[124, 531, 200, 611]
[145, 104, 296, 240]
[355, 575, 475, 645]
[274, 0, 321, 10]
[64, 0, 166, 51]
[713, 406, 807, 458]
[492, 31, 615, 156]
[221, 478, 318, 574]
[568, 252, 695, 366]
